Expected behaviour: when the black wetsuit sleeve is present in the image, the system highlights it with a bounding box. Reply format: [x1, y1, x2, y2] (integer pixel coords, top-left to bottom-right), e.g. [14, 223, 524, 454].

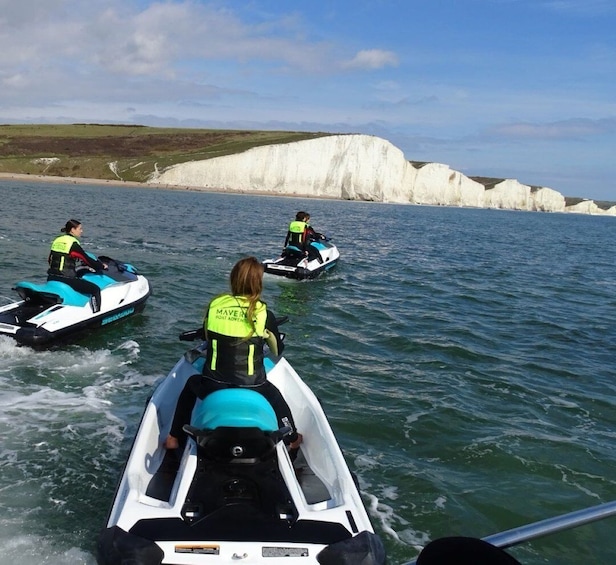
[69, 241, 105, 271]
[266, 310, 284, 355]
[306, 226, 324, 241]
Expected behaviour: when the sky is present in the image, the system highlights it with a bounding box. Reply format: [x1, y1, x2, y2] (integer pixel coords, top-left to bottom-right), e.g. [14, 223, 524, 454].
[1, 0, 615, 201]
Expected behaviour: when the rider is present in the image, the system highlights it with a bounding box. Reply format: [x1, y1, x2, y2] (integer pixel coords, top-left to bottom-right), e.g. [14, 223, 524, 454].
[284, 211, 325, 261]
[47, 219, 108, 313]
[164, 257, 302, 451]
[303, 213, 326, 243]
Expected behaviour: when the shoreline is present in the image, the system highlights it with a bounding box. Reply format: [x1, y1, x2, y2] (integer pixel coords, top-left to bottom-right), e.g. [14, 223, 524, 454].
[1, 172, 614, 213]
[0, 172, 148, 189]
[0, 172, 339, 200]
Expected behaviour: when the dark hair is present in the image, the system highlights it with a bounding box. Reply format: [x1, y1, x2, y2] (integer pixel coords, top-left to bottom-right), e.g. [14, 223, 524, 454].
[295, 211, 309, 221]
[61, 219, 81, 234]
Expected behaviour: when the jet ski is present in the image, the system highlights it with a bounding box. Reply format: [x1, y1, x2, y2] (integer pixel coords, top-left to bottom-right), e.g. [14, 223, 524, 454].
[263, 240, 340, 280]
[0, 256, 150, 347]
[96, 332, 386, 565]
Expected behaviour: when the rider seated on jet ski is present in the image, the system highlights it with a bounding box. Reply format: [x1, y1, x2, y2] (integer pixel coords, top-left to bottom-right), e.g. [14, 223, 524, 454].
[283, 211, 326, 262]
[164, 256, 303, 452]
[47, 219, 108, 313]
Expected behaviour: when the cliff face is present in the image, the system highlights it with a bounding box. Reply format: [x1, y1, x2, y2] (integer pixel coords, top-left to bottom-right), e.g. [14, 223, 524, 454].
[150, 135, 414, 203]
[147, 134, 612, 215]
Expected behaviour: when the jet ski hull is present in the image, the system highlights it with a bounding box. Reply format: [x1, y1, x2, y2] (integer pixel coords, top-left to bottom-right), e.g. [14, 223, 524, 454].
[0, 257, 150, 347]
[96, 343, 385, 565]
[263, 241, 340, 280]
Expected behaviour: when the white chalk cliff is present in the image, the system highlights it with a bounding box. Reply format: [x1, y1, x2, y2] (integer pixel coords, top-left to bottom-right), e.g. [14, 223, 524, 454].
[147, 134, 614, 216]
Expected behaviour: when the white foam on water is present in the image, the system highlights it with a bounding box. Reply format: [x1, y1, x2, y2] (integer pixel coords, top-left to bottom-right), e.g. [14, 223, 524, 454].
[0, 530, 96, 565]
[0, 337, 159, 561]
[0, 335, 32, 359]
[366, 491, 430, 551]
[353, 452, 429, 556]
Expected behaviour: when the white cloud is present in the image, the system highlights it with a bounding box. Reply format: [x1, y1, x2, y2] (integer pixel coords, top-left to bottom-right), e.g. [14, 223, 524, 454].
[1, 73, 30, 88]
[342, 49, 399, 70]
[489, 118, 616, 140]
[0, 2, 340, 83]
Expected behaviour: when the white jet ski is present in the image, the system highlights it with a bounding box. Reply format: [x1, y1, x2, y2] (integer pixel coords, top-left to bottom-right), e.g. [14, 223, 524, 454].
[263, 240, 340, 280]
[0, 256, 150, 347]
[96, 333, 386, 565]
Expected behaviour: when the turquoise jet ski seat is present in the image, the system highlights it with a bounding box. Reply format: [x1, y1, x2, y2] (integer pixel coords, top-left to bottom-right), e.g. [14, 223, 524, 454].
[310, 241, 327, 251]
[81, 272, 117, 288]
[15, 281, 90, 307]
[282, 245, 304, 258]
[191, 388, 278, 432]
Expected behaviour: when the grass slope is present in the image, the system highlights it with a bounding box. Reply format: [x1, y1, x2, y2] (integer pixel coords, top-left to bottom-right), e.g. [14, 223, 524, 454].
[0, 124, 331, 183]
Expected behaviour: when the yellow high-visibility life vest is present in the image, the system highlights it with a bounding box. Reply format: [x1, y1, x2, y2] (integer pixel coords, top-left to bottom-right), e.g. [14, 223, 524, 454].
[205, 294, 268, 385]
[48, 234, 78, 274]
[286, 220, 307, 248]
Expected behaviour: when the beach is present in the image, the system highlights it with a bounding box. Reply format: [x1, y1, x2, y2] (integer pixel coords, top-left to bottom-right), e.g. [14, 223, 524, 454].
[0, 172, 148, 188]
[0, 171, 334, 200]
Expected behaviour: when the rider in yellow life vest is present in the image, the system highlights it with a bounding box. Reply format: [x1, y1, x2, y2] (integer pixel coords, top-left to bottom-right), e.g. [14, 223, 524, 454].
[284, 211, 326, 261]
[164, 257, 301, 451]
[284, 218, 308, 251]
[205, 294, 278, 385]
[47, 219, 107, 313]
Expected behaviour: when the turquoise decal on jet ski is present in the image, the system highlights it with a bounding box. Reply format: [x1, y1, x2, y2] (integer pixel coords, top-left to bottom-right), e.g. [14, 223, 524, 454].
[102, 307, 135, 325]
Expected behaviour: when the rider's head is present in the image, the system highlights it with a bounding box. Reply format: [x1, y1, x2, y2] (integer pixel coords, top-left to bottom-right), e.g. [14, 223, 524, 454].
[230, 257, 264, 300]
[61, 219, 82, 236]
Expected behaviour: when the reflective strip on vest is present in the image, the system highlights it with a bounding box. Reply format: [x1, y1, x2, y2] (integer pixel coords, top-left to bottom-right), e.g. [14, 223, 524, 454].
[247, 343, 255, 376]
[210, 338, 218, 371]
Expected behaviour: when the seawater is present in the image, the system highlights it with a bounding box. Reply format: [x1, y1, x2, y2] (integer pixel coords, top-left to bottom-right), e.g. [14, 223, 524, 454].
[0, 180, 615, 564]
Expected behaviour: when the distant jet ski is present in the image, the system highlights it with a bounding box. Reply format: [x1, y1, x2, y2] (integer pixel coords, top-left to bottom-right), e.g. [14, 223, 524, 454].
[263, 240, 340, 280]
[0, 255, 150, 347]
[96, 332, 385, 565]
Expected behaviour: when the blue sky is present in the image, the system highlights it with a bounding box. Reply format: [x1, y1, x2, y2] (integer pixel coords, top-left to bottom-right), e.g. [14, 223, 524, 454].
[1, 0, 615, 201]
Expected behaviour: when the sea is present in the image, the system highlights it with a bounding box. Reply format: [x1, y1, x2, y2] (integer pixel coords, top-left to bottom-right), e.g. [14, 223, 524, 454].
[0, 179, 615, 565]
